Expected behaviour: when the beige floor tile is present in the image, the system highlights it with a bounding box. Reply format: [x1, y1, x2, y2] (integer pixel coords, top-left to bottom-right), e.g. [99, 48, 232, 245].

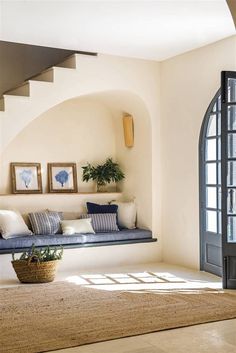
[51, 336, 158, 353]
[140, 322, 236, 353]
[54, 345, 95, 353]
[123, 348, 165, 353]
[84, 336, 155, 353]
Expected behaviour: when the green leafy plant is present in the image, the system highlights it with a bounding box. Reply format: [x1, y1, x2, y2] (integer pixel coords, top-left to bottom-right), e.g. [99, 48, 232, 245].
[82, 158, 125, 192]
[12, 244, 63, 263]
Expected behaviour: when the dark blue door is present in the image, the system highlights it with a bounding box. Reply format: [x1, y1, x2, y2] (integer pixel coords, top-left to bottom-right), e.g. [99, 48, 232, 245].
[200, 90, 222, 277]
[221, 71, 236, 289]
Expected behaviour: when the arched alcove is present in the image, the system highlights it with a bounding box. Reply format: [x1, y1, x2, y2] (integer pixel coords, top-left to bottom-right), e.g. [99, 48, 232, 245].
[0, 90, 152, 230]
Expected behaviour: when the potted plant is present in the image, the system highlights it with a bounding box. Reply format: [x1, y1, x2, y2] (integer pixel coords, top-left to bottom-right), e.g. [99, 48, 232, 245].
[12, 244, 63, 283]
[82, 158, 125, 192]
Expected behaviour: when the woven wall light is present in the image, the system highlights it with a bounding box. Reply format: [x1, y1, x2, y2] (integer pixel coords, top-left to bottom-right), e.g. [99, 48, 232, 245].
[123, 114, 134, 148]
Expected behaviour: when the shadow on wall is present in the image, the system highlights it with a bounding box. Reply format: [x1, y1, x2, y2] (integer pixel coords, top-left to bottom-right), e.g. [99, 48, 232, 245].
[0, 90, 152, 229]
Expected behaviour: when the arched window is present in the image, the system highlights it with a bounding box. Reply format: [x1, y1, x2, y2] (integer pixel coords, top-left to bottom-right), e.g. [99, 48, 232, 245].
[199, 89, 222, 276]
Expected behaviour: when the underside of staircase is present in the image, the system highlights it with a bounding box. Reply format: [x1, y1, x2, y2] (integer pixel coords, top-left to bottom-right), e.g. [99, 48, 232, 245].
[0, 53, 101, 152]
[0, 54, 77, 112]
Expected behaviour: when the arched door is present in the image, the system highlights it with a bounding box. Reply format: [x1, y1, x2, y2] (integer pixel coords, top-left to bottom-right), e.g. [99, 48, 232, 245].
[199, 90, 222, 276]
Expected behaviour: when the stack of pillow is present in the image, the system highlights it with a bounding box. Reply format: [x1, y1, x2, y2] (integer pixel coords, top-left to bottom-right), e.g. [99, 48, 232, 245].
[0, 201, 137, 239]
[60, 201, 137, 235]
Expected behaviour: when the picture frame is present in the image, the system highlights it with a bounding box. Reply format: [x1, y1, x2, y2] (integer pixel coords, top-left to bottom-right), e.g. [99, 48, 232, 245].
[48, 163, 78, 193]
[11, 162, 42, 194]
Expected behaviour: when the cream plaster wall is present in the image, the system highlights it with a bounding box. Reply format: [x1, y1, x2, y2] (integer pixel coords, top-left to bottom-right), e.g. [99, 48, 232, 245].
[0, 242, 160, 281]
[94, 91, 152, 230]
[113, 101, 152, 229]
[0, 97, 116, 194]
[161, 35, 236, 269]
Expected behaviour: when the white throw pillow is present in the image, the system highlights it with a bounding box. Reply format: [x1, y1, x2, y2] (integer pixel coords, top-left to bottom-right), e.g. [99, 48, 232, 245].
[61, 219, 95, 235]
[111, 201, 137, 229]
[0, 210, 32, 239]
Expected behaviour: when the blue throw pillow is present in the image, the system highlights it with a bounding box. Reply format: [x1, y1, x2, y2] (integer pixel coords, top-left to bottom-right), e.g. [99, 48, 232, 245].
[86, 202, 118, 214]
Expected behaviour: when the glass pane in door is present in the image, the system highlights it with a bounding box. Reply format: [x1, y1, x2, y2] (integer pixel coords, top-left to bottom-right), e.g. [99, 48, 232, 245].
[207, 115, 216, 137]
[228, 106, 236, 131]
[218, 163, 221, 184]
[206, 139, 217, 161]
[218, 138, 221, 159]
[218, 212, 222, 234]
[227, 217, 236, 242]
[228, 133, 236, 158]
[206, 187, 217, 208]
[206, 163, 217, 184]
[206, 210, 217, 233]
[218, 113, 221, 135]
[228, 78, 236, 103]
[218, 187, 221, 210]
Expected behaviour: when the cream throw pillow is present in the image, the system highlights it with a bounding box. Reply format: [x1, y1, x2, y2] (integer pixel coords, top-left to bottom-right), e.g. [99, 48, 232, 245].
[111, 201, 137, 229]
[0, 210, 32, 239]
[61, 219, 95, 235]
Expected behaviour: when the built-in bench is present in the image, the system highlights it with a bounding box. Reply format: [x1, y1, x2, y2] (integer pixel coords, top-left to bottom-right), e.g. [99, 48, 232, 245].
[0, 228, 157, 254]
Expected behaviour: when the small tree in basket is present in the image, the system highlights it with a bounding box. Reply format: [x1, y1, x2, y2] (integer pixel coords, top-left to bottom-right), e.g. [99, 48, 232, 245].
[12, 244, 63, 283]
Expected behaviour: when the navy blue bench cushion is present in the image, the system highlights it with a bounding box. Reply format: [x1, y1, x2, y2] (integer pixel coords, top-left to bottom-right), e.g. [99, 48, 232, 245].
[0, 229, 152, 251]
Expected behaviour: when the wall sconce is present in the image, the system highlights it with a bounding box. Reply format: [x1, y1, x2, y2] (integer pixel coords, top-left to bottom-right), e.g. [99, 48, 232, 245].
[123, 114, 134, 148]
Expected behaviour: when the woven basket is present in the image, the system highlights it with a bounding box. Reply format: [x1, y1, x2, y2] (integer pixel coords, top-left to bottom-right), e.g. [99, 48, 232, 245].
[12, 259, 59, 283]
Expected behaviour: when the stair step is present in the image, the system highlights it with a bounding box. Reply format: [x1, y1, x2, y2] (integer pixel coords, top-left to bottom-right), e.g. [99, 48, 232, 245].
[74, 52, 97, 67]
[30, 67, 54, 82]
[3, 95, 30, 111]
[4, 82, 30, 97]
[3, 94, 30, 100]
[0, 98, 4, 111]
[56, 54, 77, 69]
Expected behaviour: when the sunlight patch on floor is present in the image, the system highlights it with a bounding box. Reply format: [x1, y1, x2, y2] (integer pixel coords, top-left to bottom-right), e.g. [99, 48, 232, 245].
[66, 271, 222, 291]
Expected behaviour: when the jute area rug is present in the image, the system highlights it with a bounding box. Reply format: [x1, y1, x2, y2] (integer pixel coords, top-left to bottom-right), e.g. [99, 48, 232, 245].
[1, 282, 236, 353]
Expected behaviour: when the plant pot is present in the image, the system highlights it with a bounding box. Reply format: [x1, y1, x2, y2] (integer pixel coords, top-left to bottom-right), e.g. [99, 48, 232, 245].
[96, 183, 107, 193]
[12, 259, 60, 283]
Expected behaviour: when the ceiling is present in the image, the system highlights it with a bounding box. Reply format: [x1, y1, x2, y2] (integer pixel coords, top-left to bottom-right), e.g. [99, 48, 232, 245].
[0, 0, 235, 61]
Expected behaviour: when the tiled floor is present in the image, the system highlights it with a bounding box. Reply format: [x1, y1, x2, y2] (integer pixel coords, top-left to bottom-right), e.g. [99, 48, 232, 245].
[53, 320, 236, 353]
[2, 262, 236, 353]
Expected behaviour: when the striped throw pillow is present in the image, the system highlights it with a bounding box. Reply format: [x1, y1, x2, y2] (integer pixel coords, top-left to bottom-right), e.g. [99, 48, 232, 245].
[28, 211, 62, 235]
[80, 213, 119, 233]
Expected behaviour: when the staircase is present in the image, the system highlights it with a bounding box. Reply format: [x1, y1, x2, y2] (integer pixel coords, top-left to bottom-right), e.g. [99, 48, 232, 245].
[0, 53, 99, 152]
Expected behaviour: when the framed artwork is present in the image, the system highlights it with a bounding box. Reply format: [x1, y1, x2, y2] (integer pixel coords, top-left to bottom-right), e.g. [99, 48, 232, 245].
[11, 162, 42, 194]
[48, 163, 78, 193]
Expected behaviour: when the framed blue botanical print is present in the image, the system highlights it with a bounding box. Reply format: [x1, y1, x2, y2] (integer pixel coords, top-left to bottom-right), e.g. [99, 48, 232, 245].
[11, 162, 42, 194]
[48, 163, 78, 193]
